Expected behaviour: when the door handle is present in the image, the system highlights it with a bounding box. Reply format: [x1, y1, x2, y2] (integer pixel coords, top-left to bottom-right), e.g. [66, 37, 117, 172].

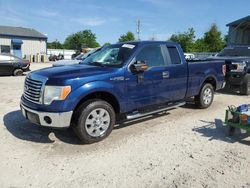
[162, 71, 169, 78]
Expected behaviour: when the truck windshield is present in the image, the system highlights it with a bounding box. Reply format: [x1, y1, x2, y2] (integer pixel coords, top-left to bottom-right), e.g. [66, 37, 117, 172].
[80, 44, 136, 67]
[217, 47, 250, 57]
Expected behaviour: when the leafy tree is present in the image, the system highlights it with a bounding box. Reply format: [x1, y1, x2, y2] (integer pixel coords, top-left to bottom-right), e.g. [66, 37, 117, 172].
[47, 40, 64, 49]
[169, 28, 196, 52]
[118, 31, 135, 42]
[203, 24, 226, 52]
[223, 34, 228, 46]
[64, 30, 100, 50]
[193, 38, 209, 52]
[103, 42, 111, 46]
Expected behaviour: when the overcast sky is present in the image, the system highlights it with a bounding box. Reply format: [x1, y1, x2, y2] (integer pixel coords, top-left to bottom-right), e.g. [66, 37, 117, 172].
[0, 0, 249, 45]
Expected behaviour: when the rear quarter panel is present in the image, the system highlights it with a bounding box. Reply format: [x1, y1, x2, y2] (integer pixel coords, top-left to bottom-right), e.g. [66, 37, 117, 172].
[186, 60, 225, 97]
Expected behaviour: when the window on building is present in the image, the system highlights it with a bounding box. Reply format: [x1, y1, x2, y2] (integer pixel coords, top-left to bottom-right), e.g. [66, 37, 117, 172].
[1, 45, 11, 53]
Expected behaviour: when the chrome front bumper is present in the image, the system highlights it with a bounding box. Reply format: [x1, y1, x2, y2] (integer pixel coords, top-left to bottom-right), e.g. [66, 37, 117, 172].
[20, 103, 73, 128]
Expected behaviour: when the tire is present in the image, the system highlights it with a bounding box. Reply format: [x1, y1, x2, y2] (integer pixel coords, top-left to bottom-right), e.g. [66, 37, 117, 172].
[73, 99, 115, 144]
[240, 74, 250, 95]
[13, 69, 23, 76]
[195, 83, 214, 109]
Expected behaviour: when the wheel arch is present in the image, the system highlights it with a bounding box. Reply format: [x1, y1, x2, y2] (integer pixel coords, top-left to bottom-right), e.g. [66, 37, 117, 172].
[201, 75, 217, 91]
[73, 91, 121, 115]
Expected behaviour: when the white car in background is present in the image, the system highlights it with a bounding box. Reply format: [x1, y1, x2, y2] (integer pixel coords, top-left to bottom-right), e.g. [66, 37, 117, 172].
[184, 53, 195, 60]
[52, 48, 101, 67]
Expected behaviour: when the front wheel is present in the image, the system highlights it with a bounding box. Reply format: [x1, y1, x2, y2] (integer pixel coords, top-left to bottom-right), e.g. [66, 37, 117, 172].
[73, 99, 116, 144]
[195, 83, 214, 109]
[13, 69, 23, 76]
[240, 75, 250, 95]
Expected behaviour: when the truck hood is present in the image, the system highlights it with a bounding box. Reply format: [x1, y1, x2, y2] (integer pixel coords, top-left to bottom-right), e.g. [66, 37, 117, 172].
[52, 60, 81, 67]
[32, 64, 117, 80]
[207, 56, 250, 62]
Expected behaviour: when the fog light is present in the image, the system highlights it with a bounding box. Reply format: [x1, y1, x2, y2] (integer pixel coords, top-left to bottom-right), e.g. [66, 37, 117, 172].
[44, 116, 52, 124]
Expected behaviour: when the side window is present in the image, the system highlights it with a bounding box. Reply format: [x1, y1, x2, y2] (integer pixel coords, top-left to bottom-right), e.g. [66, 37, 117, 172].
[167, 46, 181, 64]
[136, 45, 166, 67]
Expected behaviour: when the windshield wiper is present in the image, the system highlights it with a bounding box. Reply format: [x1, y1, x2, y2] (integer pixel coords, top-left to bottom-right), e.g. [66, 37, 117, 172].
[88, 62, 105, 67]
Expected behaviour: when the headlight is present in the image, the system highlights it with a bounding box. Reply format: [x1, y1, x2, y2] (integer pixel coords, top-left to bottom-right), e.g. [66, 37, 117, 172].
[43, 86, 71, 105]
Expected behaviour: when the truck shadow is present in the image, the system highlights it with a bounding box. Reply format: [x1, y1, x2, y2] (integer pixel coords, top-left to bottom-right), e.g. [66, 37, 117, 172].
[3, 110, 81, 144]
[216, 87, 243, 96]
[3, 110, 171, 145]
[192, 119, 250, 146]
[115, 112, 170, 130]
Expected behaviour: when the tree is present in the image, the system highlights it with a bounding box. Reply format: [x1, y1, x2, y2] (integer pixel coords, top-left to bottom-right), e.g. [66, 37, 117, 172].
[103, 42, 111, 46]
[169, 28, 196, 52]
[193, 38, 209, 52]
[118, 31, 135, 42]
[64, 30, 100, 50]
[203, 24, 226, 52]
[47, 40, 64, 49]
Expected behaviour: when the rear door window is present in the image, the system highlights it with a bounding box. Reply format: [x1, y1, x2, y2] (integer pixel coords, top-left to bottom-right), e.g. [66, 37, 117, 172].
[167, 46, 182, 65]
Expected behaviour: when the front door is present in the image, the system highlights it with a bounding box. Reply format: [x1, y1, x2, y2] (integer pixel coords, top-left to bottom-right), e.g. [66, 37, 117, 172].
[125, 44, 169, 111]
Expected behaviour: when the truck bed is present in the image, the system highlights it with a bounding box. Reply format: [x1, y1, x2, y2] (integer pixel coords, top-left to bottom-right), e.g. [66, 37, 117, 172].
[186, 60, 225, 98]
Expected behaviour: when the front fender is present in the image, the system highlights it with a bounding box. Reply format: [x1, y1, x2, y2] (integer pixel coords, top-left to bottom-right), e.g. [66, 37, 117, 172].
[62, 81, 123, 111]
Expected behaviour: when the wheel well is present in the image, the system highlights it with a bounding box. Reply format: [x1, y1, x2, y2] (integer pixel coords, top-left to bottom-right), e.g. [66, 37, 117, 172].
[203, 77, 216, 90]
[74, 91, 120, 114]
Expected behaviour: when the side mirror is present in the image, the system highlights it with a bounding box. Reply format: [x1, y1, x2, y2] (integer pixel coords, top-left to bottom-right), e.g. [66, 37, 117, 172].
[130, 61, 148, 73]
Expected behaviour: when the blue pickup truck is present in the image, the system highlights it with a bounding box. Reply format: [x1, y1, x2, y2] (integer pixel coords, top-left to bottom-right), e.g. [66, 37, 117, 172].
[20, 41, 225, 143]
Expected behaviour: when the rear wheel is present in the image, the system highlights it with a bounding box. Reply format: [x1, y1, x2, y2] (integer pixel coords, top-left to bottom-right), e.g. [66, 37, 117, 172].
[240, 74, 250, 95]
[195, 83, 214, 109]
[73, 99, 115, 144]
[13, 69, 23, 76]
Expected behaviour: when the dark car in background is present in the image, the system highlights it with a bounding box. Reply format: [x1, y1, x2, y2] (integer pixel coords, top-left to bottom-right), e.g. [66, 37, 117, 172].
[52, 47, 102, 67]
[208, 46, 250, 95]
[0, 53, 30, 76]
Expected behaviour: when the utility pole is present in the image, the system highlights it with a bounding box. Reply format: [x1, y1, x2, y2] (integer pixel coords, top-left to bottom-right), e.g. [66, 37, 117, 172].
[136, 19, 141, 41]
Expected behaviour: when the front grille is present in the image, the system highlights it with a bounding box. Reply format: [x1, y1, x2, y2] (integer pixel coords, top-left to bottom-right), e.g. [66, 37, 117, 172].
[24, 77, 43, 104]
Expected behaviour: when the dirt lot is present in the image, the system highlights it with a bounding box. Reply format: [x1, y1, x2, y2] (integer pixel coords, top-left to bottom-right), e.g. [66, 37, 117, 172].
[0, 63, 250, 188]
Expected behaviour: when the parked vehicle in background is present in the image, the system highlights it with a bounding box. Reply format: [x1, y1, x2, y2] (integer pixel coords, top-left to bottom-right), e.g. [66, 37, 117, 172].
[207, 46, 250, 95]
[184, 53, 195, 60]
[0, 53, 30, 76]
[20, 41, 225, 143]
[53, 48, 102, 67]
[49, 53, 64, 61]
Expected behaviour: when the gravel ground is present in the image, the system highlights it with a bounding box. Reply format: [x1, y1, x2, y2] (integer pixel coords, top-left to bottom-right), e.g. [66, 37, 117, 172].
[0, 63, 250, 188]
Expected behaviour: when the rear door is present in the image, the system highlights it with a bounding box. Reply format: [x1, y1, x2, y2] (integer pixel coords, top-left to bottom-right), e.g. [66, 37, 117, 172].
[161, 45, 188, 101]
[0, 54, 14, 75]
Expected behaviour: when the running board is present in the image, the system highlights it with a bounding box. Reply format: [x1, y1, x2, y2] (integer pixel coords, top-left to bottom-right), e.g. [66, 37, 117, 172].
[126, 101, 186, 120]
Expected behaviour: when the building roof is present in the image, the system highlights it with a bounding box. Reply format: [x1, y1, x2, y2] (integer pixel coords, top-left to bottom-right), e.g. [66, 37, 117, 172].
[227, 15, 250, 27]
[0, 26, 47, 39]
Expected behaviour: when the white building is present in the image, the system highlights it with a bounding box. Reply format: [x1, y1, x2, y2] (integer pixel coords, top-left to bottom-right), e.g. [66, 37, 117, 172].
[0, 26, 47, 58]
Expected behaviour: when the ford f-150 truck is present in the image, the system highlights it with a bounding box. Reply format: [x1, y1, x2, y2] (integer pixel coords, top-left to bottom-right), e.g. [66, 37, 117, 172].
[20, 41, 225, 143]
